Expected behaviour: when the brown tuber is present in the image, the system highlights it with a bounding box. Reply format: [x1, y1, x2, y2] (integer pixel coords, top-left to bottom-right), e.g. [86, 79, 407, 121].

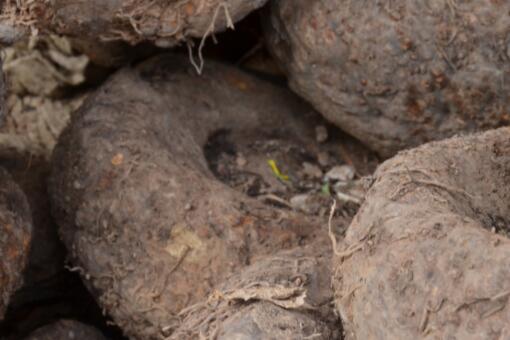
[171, 240, 340, 339]
[4, 0, 267, 47]
[49, 54, 343, 339]
[265, 0, 510, 156]
[334, 127, 510, 339]
[0, 166, 32, 319]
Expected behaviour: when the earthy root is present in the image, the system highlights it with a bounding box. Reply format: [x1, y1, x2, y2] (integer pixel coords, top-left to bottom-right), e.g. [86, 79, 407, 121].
[170, 240, 340, 340]
[2, 0, 267, 47]
[49, 54, 345, 339]
[334, 127, 510, 339]
[265, 0, 510, 156]
[0, 166, 32, 319]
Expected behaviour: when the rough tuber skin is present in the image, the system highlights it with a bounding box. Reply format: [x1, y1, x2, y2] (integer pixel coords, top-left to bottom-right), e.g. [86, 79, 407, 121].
[1, 1, 267, 66]
[9, 0, 267, 47]
[49, 54, 339, 339]
[0, 154, 64, 287]
[334, 127, 510, 339]
[171, 240, 341, 339]
[265, 0, 510, 157]
[0, 166, 32, 319]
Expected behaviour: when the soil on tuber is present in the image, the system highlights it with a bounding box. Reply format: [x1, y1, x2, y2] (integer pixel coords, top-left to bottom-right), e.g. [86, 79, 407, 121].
[265, 0, 510, 156]
[335, 127, 510, 339]
[48, 53, 367, 339]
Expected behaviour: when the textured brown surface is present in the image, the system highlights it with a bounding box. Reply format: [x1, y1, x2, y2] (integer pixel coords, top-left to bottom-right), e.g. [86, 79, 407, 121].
[0, 153, 64, 288]
[0, 166, 32, 319]
[334, 127, 510, 339]
[24, 319, 107, 340]
[265, 0, 510, 156]
[49, 54, 342, 339]
[171, 238, 342, 340]
[25, 0, 266, 47]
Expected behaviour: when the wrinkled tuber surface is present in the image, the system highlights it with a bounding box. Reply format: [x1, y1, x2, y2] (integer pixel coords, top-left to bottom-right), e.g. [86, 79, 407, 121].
[265, 0, 510, 156]
[171, 237, 341, 339]
[5, 0, 267, 48]
[24, 319, 107, 340]
[0, 167, 32, 318]
[334, 127, 510, 339]
[49, 54, 344, 339]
